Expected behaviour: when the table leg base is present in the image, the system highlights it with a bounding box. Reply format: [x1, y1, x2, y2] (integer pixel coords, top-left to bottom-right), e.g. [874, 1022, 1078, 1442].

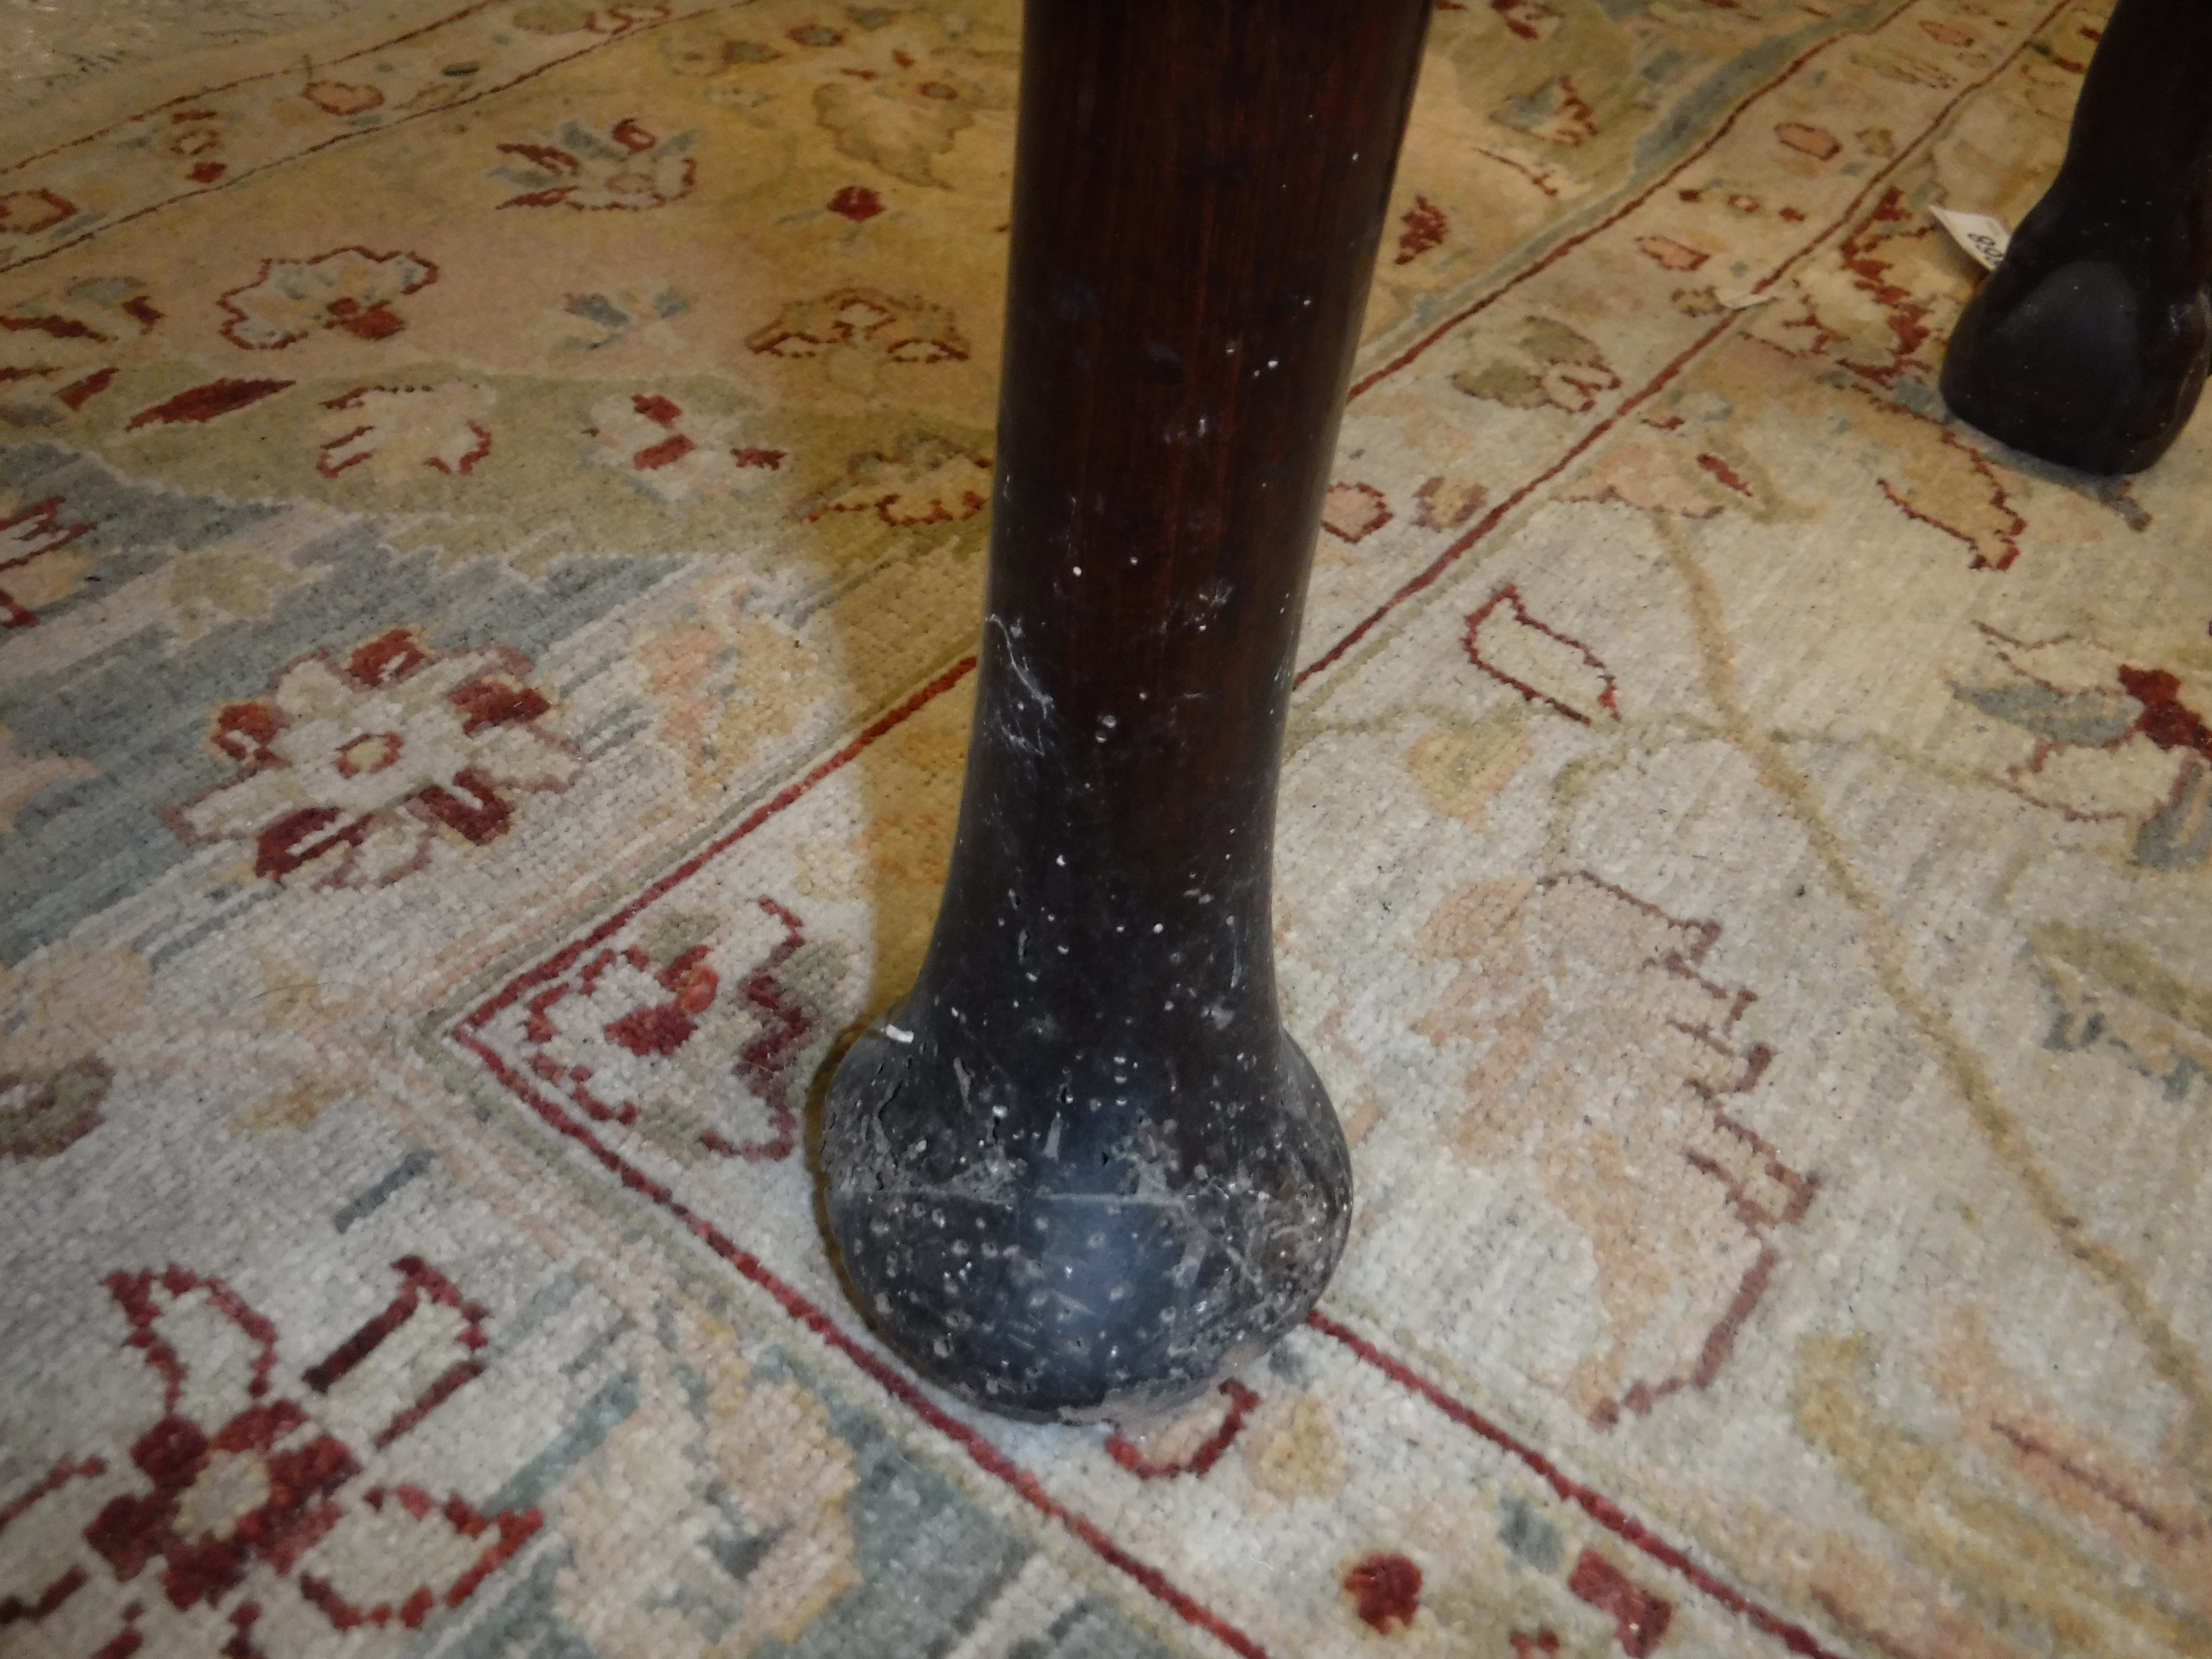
[1940, 239, 2211, 477]
[1938, 0, 2212, 475]
[824, 1010, 1351, 1422]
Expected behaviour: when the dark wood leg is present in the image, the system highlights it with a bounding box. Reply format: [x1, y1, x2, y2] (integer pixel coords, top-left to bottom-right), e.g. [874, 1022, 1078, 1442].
[820, 0, 1431, 1420]
[1940, 0, 2212, 474]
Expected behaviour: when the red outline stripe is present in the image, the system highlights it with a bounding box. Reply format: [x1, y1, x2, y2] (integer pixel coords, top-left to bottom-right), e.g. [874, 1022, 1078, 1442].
[1301, 0, 2078, 687]
[2, 0, 508, 175]
[1, 7, 713, 276]
[1308, 1313, 1845, 1659]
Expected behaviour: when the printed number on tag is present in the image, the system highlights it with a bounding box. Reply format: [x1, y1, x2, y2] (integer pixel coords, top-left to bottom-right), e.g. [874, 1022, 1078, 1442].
[1930, 206, 2011, 273]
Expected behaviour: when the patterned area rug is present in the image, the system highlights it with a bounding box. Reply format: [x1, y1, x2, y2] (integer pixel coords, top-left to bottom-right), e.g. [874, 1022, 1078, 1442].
[4, 1, 2208, 1655]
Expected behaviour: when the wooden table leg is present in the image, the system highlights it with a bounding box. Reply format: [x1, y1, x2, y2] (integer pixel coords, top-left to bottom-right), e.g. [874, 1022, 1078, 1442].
[820, 0, 1431, 1420]
[1940, 0, 2212, 474]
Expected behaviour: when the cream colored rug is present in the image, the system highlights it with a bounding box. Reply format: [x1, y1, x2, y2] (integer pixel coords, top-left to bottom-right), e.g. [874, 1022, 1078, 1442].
[3, 1, 2207, 1655]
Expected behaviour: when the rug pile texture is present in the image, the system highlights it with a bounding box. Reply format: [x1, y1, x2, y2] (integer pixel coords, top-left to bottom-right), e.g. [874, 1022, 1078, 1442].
[3, 1, 2209, 1655]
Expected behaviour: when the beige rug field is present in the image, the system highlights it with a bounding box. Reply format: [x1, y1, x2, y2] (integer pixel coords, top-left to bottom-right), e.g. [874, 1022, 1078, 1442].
[3, 1, 2208, 1655]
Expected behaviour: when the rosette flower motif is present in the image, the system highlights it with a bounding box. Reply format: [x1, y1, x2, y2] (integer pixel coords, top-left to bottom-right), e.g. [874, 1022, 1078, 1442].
[166, 628, 581, 888]
[0, 1262, 539, 1655]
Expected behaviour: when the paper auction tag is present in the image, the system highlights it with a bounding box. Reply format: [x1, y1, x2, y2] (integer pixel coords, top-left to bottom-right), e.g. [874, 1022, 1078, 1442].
[1931, 206, 2011, 272]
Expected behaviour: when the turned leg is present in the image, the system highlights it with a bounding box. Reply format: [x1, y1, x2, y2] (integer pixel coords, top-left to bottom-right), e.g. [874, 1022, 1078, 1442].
[1940, 0, 2212, 474]
[819, 0, 1431, 1420]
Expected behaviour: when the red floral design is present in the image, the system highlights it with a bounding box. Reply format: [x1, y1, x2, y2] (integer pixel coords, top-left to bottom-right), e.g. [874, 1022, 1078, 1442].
[514, 898, 821, 1160]
[1956, 624, 2212, 870]
[317, 384, 494, 480]
[1394, 194, 1447, 264]
[1568, 1550, 1673, 1657]
[168, 110, 229, 185]
[1464, 584, 1620, 724]
[0, 189, 76, 237]
[1492, 0, 1561, 41]
[1344, 1552, 1422, 1632]
[799, 433, 991, 525]
[0, 1262, 537, 1654]
[1495, 76, 1596, 147]
[586, 391, 784, 501]
[745, 287, 968, 363]
[165, 627, 581, 888]
[0, 494, 95, 629]
[0, 276, 160, 426]
[218, 249, 437, 350]
[127, 379, 294, 430]
[493, 118, 696, 210]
